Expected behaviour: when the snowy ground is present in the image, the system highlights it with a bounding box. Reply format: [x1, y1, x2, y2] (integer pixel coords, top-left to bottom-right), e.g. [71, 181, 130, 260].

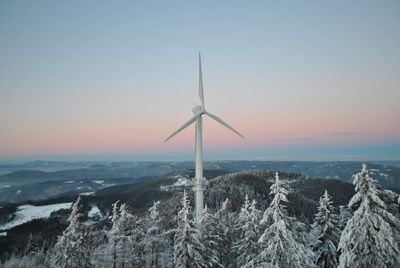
[87, 205, 105, 220]
[80, 192, 95, 196]
[0, 202, 72, 231]
[160, 176, 193, 191]
[172, 177, 192, 187]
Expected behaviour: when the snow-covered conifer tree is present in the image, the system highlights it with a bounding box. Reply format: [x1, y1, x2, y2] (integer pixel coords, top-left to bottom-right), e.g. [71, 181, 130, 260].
[145, 200, 168, 268]
[338, 205, 351, 230]
[92, 201, 119, 267]
[2, 247, 50, 268]
[174, 190, 205, 268]
[338, 164, 400, 268]
[112, 204, 135, 267]
[93, 202, 137, 268]
[311, 190, 340, 268]
[52, 196, 91, 268]
[233, 195, 261, 266]
[130, 215, 147, 267]
[111, 200, 120, 226]
[23, 233, 36, 256]
[250, 172, 314, 267]
[199, 206, 223, 268]
[213, 198, 236, 267]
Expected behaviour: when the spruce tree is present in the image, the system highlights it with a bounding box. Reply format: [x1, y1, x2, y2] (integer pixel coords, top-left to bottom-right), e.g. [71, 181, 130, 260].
[52, 196, 90, 268]
[213, 198, 236, 267]
[145, 200, 167, 268]
[174, 190, 205, 268]
[23, 233, 36, 256]
[312, 190, 340, 268]
[199, 206, 224, 268]
[250, 172, 314, 267]
[233, 195, 261, 266]
[338, 164, 400, 268]
[338, 205, 351, 230]
[93, 202, 137, 268]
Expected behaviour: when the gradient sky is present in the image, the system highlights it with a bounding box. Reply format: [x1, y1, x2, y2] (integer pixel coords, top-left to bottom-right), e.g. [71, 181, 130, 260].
[0, 1, 399, 161]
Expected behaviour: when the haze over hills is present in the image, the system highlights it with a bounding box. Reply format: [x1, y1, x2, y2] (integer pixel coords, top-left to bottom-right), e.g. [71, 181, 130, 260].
[0, 160, 399, 204]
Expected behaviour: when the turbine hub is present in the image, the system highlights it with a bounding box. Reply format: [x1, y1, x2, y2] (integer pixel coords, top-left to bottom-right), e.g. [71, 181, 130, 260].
[192, 105, 203, 115]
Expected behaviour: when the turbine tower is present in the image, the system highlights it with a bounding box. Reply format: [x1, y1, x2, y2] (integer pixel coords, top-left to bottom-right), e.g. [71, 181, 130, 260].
[164, 54, 244, 222]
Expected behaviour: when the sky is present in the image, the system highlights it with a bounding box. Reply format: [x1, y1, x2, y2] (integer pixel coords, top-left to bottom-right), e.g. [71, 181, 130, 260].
[0, 1, 399, 161]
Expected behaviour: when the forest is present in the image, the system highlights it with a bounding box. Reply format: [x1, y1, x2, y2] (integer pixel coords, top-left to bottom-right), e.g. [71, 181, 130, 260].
[1, 164, 400, 268]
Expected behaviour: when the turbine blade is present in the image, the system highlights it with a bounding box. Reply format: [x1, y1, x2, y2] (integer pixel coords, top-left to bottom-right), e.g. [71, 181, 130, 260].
[199, 53, 205, 108]
[205, 112, 244, 139]
[164, 115, 198, 142]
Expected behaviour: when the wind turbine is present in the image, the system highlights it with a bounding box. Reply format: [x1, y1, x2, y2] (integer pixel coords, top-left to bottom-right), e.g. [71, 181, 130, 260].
[164, 54, 244, 223]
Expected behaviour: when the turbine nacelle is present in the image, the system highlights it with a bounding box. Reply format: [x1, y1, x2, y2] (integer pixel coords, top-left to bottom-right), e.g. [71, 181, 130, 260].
[192, 105, 204, 115]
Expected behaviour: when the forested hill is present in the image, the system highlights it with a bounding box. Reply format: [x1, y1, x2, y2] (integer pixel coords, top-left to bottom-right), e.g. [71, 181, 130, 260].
[1, 169, 356, 257]
[206, 170, 355, 222]
[2, 167, 400, 267]
[87, 169, 356, 221]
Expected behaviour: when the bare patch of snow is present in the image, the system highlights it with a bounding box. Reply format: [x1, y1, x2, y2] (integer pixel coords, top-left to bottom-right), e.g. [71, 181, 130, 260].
[0, 202, 72, 230]
[173, 177, 192, 187]
[102, 183, 116, 187]
[88, 205, 104, 220]
[80, 192, 94, 196]
[161, 176, 193, 191]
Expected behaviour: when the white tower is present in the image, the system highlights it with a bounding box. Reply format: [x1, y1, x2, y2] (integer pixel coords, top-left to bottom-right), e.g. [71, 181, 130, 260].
[164, 54, 244, 222]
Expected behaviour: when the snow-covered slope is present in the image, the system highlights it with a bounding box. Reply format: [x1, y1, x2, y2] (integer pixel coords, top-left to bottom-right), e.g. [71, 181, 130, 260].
[160, 175, 193, 191]
[0, 202, 72, 231]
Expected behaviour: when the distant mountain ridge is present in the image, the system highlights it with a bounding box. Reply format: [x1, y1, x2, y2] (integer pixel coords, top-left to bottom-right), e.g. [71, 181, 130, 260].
[0, 161, 399, 205]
